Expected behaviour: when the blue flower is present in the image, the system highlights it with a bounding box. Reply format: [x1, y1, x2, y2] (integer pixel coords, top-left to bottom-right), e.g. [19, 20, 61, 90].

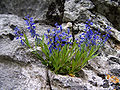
[102, 35, 105, 37]
[59, 25, 62, 31]
[16, 37, 19, 40]
[49, 45, 52, 53]
[61, 44, 65, 46]
[47, 42, 50, 45]
[67, 28, 70, 34]
[55, 48, 58, 50]
[55, 23, 58, 27]
[79, 35, 81, 38]
[56, 43, 59, 47]
[62, 39, 67, 42]
[20, 40, 24, 45]
[14, 26, 24, 45]
[44, 33, 48, 39]
[75, 38, 78, 41]
[55, 36, 59, 41]
[90, 22, 93, 25]
[52, 29, 56, 32]
[76, 42, 79, 44]
[24, 20, 29, 26]
[59, 34, 62, 37]
[78, 45, 81, 47]
[56, 30, 61, 34]
[24, 15, 38, 38]
[53, 33, 56, 37]
[50, 38, 52, 42]
[96, 36, 99, 39]
[47, 29, 50, 33]
[62, 32, 66, 35]
[59, 48, 61, 51]
[30, 17, 33, 22]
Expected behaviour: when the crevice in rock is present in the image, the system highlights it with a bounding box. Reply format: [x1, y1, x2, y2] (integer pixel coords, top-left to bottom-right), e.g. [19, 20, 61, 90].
[88, 80, 98, 86]
[109, 57, 120, 64]
[101, 79, 109, 88]
[0, 55, 28, 66]
[75, 70, 88, 80]
[85, 64, 106, 79]
[97, 73, 106, 79]
[46, 68, 52, 90]
[8, 33, 15, 41]
[46, 0, 65, 26]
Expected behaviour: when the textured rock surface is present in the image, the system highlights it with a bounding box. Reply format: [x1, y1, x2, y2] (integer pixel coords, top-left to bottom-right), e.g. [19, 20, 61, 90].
[63, 0, 94, 21]
[0, 0, 65, 25]
[91, 0, 120, 31]
[0, 14, 52, 90]
[0, 0, 54, 19]
[0, 59, 49, 90]
[0, 0, 120, 90]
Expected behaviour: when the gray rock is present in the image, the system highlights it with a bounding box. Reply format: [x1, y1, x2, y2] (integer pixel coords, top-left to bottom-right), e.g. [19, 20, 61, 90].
[0, 0, 66, 25]
[110, 69, 120, 77]
[0, 0, 54, 19]
[91, 0, 120, 31]
[63, 0, 94, 21]
[0, 58, 49, 90]
[0, 14, 53, 90]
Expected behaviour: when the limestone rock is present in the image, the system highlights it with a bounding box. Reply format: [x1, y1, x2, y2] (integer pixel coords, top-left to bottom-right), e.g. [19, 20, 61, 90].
[0, 14, 52, 90]
[63, 0, 94, 21]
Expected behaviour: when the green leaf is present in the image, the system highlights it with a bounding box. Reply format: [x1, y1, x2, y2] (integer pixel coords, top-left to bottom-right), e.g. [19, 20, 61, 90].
[23, 33, 31, 48]
[81, 45, 100, 69]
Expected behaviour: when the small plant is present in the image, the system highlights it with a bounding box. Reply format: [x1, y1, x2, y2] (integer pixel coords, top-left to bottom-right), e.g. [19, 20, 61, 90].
[14, 15, 111, 76]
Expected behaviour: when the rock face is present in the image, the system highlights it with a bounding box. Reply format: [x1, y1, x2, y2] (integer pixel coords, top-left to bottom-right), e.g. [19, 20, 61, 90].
[0, 0, 65, 25]
[0, 0, 120, 90]
[0, 0, 53, 19]
[0, 14, 51, 90]
[91, 0, 120, 31]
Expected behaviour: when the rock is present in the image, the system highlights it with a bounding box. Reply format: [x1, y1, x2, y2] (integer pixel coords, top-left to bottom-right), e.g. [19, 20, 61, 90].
[91, 0, 120, 31]
[108, 55, 120, 64]
[63, 0, 94, 21]
[102, 80, 109, 88]
[0, 14, 54, 90]
[91, 14, 120, 42]
[0, 0, 54, 19]
[0, 59, 49, 90]
[110, 69, 120, 77]
[0, 0, 66, 25]
[48, 66, 115, 90]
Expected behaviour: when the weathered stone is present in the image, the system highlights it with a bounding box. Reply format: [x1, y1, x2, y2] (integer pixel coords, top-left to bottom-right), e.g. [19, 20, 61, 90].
[63, 0, 94, 21]
[91, 0, 120, 31]
[0, 0, 53, 19]
[0, 57, 50, 90]
[110, 69, 120, 77]
[0, 14, 52, 90]
[0, 0, 66, 25]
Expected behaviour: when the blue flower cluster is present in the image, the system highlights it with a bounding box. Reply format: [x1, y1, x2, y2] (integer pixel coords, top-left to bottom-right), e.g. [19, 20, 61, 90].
[44, 19, 111, 54]
[44, 23, 72, 53]
[24, 15, 39, 38]
[14, 15, 111, 55]
[14, 15, 41, 46]
[14, 27, 24, 45]
[75, 19, 111, 51]
[14, 16, 112, 75]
